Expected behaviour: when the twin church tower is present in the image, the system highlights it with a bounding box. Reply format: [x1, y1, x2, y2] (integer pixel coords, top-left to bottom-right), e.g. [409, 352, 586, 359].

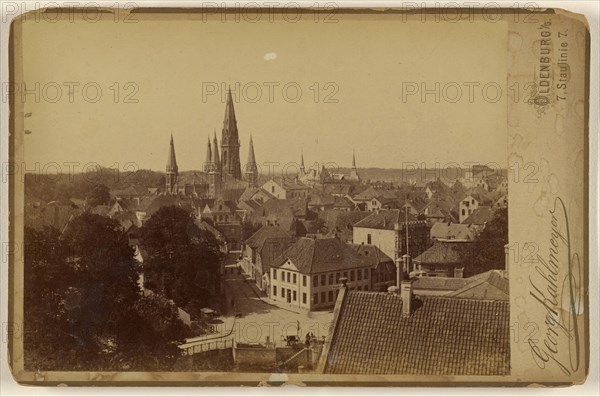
[165, 89, 258, 197]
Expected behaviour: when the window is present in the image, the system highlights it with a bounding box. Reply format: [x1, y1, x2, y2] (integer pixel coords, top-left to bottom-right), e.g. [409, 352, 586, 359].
[273, 286, 277, 296]
[321, 291, 326, 303]
[293, 291, 297, 301]
[313, 276, 318, 287]
[336, 272, 340, 282]
[471, 199, 475, 204]
[287, 272, 290, 283]
[328, 290, 333, 302]
[302, 275, 307, 286]
[313, 293, 318, 304]
[302, 293, 307, 304]
[281, 288, 285, 298]
[461, 209, 466, 215]
[343, 271, 348, 279]
[367, 234, 372, 244]
[293, 273, 297, 284]
[273, 269, 277, 280]
[321, 274, 326, 286]
[357, 286, 361, 291]
[350, 270, 355, 282]
[357, 269, 362, 280]
[365, 285, 369, 291]
[364, 268, 369, 279]
[271, 186, 275, 193]
[328, 273, 334, 285]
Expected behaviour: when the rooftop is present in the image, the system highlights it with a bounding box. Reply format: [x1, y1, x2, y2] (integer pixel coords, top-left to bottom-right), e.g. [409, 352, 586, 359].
[321, 291, 509, 375]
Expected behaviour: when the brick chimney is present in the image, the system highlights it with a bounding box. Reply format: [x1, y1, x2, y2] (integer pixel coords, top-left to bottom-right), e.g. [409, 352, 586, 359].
[402, 254, 412, 274]
[401, 280, 413, 317]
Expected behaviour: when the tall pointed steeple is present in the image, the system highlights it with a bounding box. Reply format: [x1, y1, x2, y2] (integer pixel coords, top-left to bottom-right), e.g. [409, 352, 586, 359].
[349, 149, 361, 183]
[209, 130, 222, 199]
[204, 136, 212, 173]
[221, 86, 242, 179]
[212, 129, 220, 171]
[245, 134, 258, 188]
[165, 134, 179, 194]
[300, 149, 305, 173]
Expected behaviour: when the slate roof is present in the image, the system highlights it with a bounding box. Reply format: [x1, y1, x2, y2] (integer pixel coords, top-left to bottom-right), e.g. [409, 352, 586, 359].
[462, 206, 493, 225]
[272, 237, 365, 274]
[322, 291, 510, 375]
[350, 244, 394, 267]
[354, 209, 419, 230]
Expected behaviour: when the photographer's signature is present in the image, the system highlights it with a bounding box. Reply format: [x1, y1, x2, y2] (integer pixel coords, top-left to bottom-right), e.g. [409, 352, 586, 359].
[528, 196, 582, 376]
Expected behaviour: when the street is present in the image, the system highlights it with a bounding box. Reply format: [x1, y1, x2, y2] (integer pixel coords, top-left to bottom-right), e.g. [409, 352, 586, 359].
[216, 268, 334, 346]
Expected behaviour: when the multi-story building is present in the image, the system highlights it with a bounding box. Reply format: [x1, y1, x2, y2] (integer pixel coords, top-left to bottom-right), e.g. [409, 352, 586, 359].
[352, 209, 430, 267]
[269, 237, 378, 311]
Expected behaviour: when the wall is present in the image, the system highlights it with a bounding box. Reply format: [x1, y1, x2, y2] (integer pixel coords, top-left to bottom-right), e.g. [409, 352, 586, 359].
[235, 347, 277, 366]
[353, 227, 397, 261]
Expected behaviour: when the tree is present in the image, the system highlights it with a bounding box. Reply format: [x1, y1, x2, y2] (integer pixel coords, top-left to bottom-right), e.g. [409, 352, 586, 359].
[140, 206, 222, 317]
[60, 213, 140, 355]
[85, 183, 111, 207]
[112, 294, 188, 371]
[458, 207, 508, 276]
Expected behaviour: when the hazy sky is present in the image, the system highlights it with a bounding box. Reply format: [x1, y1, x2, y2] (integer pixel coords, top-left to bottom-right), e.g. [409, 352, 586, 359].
[21, 12, 507, 172]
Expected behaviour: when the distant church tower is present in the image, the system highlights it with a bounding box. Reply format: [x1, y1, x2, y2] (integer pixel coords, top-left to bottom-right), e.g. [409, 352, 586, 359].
[165, 134, 178, 194]
[221, 88, 242, 180]
[203, 136, 212, 173]
[349, 150, 361, 182]
[209, 131, 222, 199]
[245, 135, 258, 188]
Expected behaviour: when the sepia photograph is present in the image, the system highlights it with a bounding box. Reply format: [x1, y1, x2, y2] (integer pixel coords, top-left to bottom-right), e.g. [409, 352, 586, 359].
[3, 3, 591, 388]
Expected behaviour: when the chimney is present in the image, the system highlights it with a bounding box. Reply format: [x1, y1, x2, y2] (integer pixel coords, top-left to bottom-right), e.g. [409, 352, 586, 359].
[454, 267, 464, 278]
[401, 280, 413, 317]
[395, 258, 402, 288]
[402, 254, 412, 275]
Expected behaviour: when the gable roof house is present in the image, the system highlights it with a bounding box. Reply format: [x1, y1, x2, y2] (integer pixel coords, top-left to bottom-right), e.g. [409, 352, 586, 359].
[269, 237, 378, 311]
[412, 240, 472, 278]
[240, 224, 294, 291]
[317, 280, 509, 375]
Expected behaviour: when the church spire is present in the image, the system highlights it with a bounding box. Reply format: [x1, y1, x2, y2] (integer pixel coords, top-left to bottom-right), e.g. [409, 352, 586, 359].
[166, 133, 178, 173]
[245, 134, 258, 188]
[300, 149, 305, 172]
[349, 149, 361, 183]
[352, 149, 356, 168]
[212, 129, 220, 172]
[204, 136, 212, 173]
[165, 133, 178, 194]
[221, 86, 242, 179]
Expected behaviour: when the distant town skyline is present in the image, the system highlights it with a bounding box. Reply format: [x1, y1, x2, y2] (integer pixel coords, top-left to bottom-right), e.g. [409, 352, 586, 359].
[21, 15, 508, 171]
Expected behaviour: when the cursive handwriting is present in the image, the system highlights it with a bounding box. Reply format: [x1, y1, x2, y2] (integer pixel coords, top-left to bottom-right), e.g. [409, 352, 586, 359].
[527, 196, 582, 376]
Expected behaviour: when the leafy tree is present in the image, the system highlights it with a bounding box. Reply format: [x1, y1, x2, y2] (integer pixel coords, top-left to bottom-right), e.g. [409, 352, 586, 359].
[112, 294, 188, 370]
[458, 207, 508, 276]
[140, 206, 222, 317]
[85, 183, 111, 207]
[60, 213, 140, 354]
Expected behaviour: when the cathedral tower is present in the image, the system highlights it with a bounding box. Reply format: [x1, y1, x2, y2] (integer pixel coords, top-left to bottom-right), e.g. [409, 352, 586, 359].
[245, 135, 258, 188]
[204, 136, 212, 173]
[165, 134, 179, 195]
[209, 131, 222, 199]
[220, 88, 242, 179]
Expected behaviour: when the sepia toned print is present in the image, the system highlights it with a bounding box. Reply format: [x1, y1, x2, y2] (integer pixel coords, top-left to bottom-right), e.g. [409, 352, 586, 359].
[7, 6, 588, 385]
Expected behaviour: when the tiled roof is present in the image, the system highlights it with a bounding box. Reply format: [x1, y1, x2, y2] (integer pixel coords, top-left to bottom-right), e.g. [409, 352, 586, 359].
[448, 270, 509, 300]
[272, 237, 365, 274]
[350, 244, 394, 267]
[354, 209, 419, 230]
[322, 291, 509, 375]
[413, 241, 469, 265]
[333, 196, 355, 209]
[430, 222, 476, 241]
[462, 206, 493, 225]
[245, 224, 291, 249]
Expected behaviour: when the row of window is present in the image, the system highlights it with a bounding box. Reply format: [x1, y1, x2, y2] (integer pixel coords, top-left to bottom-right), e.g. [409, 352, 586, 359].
[272, 269, 308, 286]
[273, 286, 308, 304]
[312, 268, 369, 287]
